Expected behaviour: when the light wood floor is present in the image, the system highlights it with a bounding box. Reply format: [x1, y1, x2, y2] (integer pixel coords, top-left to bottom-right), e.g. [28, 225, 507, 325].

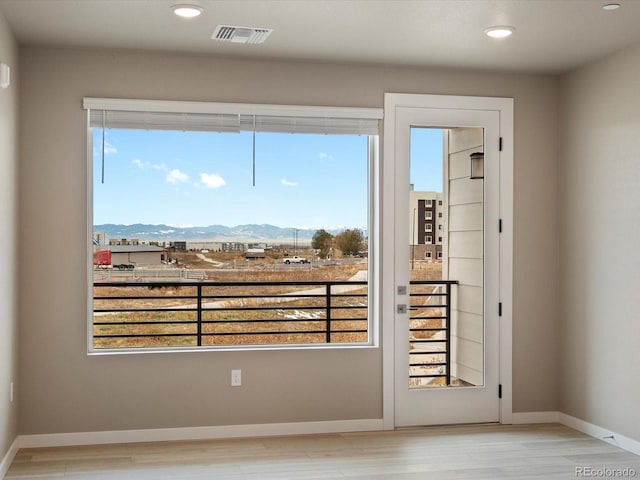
[6, 424, 640, 479]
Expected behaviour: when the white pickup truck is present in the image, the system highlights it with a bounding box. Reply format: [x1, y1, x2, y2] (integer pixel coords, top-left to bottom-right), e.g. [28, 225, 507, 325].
[283, 256, 310, 264]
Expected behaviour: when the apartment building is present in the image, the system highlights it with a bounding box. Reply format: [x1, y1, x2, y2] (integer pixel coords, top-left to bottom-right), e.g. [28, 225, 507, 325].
[410, 189, 444, 261]
[108, 238, 140, 246]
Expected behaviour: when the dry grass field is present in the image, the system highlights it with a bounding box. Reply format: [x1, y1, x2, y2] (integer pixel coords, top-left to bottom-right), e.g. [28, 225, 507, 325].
[93, 260, 371, 349]
[408, 261, 448, 387]
[94, 255, 452, 387]
[170, 247, 316, 269]
[93, 255, 445, 350]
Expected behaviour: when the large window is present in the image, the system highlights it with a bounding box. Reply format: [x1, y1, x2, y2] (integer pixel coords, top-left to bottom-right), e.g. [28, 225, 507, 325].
[85, 98, 381, 352]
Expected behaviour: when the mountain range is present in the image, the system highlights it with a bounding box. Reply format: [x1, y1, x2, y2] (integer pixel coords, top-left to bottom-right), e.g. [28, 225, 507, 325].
[93, 223, 363, 243]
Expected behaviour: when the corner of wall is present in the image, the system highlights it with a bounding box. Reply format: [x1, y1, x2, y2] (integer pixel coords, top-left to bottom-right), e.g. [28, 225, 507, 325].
[555, 41, 640, 444]
[0, 6, 20, 474]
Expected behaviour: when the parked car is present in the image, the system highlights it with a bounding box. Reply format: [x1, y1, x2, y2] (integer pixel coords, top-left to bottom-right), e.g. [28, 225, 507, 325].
[283, 256, 310, 264]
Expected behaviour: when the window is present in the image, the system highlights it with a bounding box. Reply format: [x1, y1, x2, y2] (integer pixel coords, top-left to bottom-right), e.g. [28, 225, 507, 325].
[438, 212, 442, 218]
[85, 98, 381, 352]
[438, 224, 442, 230]
[438, 200, 443, 206]
[426, 252, 432, 259]
[438, 236, 443, 243]
[425, 224, 433, 232]
[425, 211, 433, 220]
[425, 235, 432, 244]
[437, 251, 443, 259]
[425, 199, 432, 207]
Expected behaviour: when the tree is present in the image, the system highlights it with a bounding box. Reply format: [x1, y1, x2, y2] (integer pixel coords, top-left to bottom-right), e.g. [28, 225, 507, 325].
[312, 229, 334, 259]
[334, 228, 365, 256]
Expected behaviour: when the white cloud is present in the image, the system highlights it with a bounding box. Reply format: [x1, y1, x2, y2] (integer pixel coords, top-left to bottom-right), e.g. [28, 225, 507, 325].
[152, 162, 169, 171]
[104, 141, 118, 155]
[166, 169, 189, 184]
[281, 178, 298, 187]
[132, 158, 149, 169]
[318, 152, 334, 160]
[200, 173, 226, 189]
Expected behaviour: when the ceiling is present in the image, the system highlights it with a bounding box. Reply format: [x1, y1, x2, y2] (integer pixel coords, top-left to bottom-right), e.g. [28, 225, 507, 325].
[1, 0, 640, 74]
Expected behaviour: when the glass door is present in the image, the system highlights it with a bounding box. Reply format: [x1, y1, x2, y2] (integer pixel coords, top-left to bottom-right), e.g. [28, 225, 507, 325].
[393, 106, 500, 426]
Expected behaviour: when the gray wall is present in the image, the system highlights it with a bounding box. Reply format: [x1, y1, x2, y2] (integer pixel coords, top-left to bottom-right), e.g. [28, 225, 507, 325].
[0, 9, 18, 462]
[560, 42, 640, 441]
[18, 46, 560, 434]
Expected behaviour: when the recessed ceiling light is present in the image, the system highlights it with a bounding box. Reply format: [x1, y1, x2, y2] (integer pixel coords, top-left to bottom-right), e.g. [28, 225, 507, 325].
[171, 4, 204, 18]
[602, 3, 621, 10]
[484, 26, 515, 39]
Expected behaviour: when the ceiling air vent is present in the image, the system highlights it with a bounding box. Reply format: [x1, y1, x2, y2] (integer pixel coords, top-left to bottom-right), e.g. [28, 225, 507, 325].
[211, 25, 273, 44]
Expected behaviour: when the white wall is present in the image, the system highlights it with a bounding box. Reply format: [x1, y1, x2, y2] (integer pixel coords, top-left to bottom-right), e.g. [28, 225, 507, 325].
[560, 42, 640, 442]
[0, 8, 18, 463]
[446, 128, 484, 386]
[18, 46, 560, 435]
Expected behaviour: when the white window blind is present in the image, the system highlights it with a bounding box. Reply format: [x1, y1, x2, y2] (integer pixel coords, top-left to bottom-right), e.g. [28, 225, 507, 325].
[88, 110, 242, 132]
[84, 98, 382, 136]
[239, 115, 379, 135]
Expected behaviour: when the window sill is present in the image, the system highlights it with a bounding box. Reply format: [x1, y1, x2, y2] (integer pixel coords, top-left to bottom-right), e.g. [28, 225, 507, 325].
[87, 342, 379, 356]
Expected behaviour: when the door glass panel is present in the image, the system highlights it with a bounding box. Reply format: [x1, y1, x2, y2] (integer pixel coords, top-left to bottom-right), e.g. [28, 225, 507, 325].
[409, 127, 484, 388]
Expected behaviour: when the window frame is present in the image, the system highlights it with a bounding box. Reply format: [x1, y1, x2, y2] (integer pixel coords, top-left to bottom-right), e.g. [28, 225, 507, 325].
[85, 98, 382, 354]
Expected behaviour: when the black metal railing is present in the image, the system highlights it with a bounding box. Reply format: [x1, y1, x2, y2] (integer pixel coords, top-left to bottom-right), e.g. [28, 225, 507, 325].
[94, 279, 457, 385]
[93, 280, 368, 348]
[409, 280, 458, 387]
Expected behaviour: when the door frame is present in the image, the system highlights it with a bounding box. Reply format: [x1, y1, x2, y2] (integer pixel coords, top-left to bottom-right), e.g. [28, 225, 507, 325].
[382, 93, 514, 429]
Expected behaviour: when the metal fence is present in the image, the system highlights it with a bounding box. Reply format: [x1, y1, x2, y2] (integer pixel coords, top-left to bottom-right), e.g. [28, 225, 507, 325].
[409, 280, 458, 387]
[93, 280, 368, 348]
[94, 279, 457, 386]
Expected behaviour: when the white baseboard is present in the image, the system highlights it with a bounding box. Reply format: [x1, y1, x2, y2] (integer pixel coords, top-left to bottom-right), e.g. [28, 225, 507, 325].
[512, 411, 640, 457]
[12, 413, 640, 466]
[559, 413, 640, 457]
[0, 437, 19, 480]
[18, 418, 384, 449]
[512, 411, 560, 424]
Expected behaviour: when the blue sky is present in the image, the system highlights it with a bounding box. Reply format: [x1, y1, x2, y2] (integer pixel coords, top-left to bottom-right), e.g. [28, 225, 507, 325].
[93, 128, 443, 229]
[410, 127, 443, 192]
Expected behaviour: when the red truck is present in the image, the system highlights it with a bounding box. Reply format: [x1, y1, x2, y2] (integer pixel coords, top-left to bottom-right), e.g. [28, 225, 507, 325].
[93, 250, 135, 270]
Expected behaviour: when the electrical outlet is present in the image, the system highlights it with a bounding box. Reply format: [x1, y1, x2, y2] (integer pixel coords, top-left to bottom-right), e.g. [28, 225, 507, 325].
[10, 382, 14, 403]
[231, 369, 242, 387]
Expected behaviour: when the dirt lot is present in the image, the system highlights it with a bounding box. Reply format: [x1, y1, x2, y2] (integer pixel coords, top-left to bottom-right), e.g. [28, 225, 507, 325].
[170, 248, 317, 269]
[93, 254, 443, 349]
